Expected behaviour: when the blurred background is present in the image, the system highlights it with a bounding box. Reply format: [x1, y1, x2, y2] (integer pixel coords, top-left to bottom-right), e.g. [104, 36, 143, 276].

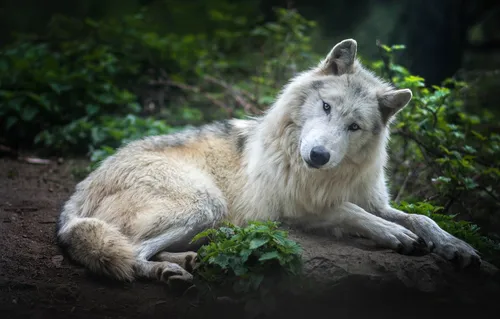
[1, 0, 499, 260]
[2, 0, 500, 84]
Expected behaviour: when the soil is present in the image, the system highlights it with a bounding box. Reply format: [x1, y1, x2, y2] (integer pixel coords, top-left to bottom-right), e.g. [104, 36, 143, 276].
[1, 156, 498, 319]
[0, 157, 194, 319]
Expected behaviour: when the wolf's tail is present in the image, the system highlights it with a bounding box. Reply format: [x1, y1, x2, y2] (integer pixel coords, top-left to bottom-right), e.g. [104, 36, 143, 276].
[56, 217, 136, 281]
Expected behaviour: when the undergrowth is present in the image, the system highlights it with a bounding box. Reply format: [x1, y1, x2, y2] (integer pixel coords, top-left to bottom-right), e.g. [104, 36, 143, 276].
[191, 221, 303, 317]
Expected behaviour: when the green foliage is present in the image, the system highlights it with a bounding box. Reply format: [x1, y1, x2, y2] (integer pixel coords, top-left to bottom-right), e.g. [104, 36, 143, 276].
[191, 221, 302, 317]
[0, 38, 141, 148]
[0, 7, 318, 159]
[0, 12, 171, 151]
[192, 221, 302, 292]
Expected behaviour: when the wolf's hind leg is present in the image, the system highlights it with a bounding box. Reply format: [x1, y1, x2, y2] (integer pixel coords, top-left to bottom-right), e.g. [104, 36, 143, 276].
[135, 204, 225, 261]
[134, 259, 193, 290]
[133, 191, 227, 288]
[153, 251, 198, 273]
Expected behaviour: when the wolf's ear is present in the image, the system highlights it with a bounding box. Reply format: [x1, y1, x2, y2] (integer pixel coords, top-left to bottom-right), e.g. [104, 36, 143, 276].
[319, 39, 357, 75]
[378, 89, 412, 124]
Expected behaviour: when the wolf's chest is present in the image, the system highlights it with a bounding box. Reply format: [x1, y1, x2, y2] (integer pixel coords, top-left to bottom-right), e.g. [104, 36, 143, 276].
[275, 173, 360, 217]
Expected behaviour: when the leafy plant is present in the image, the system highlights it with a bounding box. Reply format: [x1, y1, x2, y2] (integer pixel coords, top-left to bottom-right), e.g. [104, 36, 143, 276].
[190, 221, 302, 316]
[192, 221, 302, 291]
[0, 39, 141, 147]
[0, 10, 206, 153]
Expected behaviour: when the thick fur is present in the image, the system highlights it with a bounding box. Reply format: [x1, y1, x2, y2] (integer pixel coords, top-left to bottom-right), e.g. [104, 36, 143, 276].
[57, 39, 481, 286]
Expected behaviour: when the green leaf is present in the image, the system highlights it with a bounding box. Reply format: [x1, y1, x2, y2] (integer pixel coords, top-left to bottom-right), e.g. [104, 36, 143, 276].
[212, 254, 230, 268]
[239, 249, 252, 262]
[259, 251, 280, 261]
[249, 237, 269, 249]
[85, 104, 100, 116]
[5, 116, 18, 130]
[21, 107, 39, 121]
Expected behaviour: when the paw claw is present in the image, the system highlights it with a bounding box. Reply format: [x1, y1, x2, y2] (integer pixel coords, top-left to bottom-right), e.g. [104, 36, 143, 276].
[406, 214, 482, 269]
[396, 243, 404, 253]
[409, 237, 430, 256]
[183, 252, 198, 273]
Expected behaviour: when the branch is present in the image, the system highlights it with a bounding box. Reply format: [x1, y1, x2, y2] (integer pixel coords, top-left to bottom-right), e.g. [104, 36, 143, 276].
[167, 80, 233, 116]
[203, 75, 262, 115]
[478, 186, 500, 203]
[394, 169, 413, 203]
[393, 130, 442, 159]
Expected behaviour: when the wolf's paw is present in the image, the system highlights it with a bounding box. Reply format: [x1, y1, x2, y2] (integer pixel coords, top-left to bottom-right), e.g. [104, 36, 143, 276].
[154, 251, 198, 273]
[182, 251, 198, 273]
[155, 262, 194, 291]
[377, 223, 429, 256]
[433, 236, 481, 270]
[407, 214, 481, 270]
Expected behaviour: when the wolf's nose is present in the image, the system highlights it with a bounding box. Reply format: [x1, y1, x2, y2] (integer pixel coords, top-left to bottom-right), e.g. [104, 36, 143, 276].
[310, 146, 330, 167]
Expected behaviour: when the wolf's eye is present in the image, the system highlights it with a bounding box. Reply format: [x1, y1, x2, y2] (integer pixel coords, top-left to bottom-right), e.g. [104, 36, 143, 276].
[322, 101, 331, 114]
[348, 123, 360, 131]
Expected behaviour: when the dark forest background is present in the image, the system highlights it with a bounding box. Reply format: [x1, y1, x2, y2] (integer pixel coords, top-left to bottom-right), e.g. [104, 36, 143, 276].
[2, 0, 500, 84]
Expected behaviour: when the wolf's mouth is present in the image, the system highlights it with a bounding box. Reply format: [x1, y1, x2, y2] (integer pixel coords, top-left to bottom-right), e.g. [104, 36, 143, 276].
[304, 160, 320, 169]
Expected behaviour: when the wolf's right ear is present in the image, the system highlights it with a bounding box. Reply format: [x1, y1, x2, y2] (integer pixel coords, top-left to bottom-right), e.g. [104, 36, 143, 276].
[378, 89, 412, 124]
[319, 39, 357, 76]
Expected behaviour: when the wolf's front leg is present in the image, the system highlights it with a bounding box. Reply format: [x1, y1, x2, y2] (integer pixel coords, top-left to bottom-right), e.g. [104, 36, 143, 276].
[374, 206, 481, 269]
[303, 202, 427, 255]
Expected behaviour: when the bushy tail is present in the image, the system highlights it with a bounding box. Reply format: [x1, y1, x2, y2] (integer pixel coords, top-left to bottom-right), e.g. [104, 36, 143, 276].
[57, 217, 136, 281]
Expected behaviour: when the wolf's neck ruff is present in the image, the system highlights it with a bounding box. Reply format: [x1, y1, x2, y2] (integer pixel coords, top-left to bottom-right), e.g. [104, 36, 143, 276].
[236, 112, 387, 222]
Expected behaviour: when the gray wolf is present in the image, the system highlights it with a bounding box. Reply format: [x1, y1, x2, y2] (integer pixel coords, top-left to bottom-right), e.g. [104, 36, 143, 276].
[56, 39, 481, 287]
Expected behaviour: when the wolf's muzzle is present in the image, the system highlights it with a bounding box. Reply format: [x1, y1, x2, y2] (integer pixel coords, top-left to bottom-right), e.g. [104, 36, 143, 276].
[309, 146, 330, 167]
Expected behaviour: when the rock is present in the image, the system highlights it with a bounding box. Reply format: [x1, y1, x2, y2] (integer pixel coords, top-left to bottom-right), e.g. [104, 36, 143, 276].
[191, 229, 499, 319]
[51, 255, 64, 268]
[280, 229, 499, 318]
[290, 229, 498, 291]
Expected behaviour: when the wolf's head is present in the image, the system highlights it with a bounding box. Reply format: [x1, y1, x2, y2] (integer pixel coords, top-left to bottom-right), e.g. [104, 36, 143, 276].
[274, 39, 412, 170]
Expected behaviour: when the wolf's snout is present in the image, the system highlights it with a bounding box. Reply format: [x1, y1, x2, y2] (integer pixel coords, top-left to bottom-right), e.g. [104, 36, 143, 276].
[309, 146, 330, 167]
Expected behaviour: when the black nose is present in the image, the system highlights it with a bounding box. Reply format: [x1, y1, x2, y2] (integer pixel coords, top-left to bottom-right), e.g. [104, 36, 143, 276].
[309, 146, 330, 167]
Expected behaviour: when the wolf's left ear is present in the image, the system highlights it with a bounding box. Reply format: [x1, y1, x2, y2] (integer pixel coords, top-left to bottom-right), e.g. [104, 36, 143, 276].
[319, 39, 357, 75]
[378, 89, 412, 124]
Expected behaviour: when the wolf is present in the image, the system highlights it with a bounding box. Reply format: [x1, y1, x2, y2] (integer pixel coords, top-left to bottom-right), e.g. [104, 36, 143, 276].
[56, 39, 481, 287]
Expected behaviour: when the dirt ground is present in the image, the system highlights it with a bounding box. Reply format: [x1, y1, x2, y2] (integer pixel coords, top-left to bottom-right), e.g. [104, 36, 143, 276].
[1, 156, 498, 319]
[0, 157, 206, 319]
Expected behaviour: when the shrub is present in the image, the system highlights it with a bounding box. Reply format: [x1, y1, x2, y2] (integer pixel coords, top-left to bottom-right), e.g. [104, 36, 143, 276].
[0, 11, 207, 154]
[192, 221, 302, 291]
[0, 39, 141, 149]
[191, 221, 303, 316]
[0, 8, 318, 156]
